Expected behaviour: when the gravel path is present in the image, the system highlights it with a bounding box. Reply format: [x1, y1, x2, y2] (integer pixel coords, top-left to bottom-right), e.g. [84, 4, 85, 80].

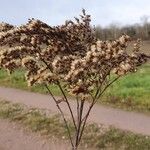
[0, 87, 150, 136]
[0, 119, 70, 150]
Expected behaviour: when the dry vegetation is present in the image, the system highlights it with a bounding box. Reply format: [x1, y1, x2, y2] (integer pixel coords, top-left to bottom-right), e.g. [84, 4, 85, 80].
[0, 10, 149, 149]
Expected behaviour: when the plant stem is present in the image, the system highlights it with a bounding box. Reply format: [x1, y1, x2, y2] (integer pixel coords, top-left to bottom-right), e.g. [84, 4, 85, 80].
[75, 99, 85, 148]
[44, 84, 74, 148]
[78, 76, 121, 143]
[57, 82, 77, 131]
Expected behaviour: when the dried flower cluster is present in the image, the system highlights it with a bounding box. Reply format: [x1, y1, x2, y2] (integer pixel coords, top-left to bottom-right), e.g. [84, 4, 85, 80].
[0, 22, 14, 32]
[0, 10, 149, 150]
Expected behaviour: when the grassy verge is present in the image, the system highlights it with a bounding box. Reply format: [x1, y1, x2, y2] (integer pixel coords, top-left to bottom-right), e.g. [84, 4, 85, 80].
[0, 69, 60, 95]
[103, 63, 150, 113]
[0, 63, 149, 113]
[0, 100, 150, 150]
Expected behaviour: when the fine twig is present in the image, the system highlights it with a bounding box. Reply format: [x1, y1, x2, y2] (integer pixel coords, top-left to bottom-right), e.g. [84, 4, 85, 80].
[44, 84, 74, 147]
[78, 76, 121, 143]
[57, 82, 77, 131]
[75, 98, 85, 147]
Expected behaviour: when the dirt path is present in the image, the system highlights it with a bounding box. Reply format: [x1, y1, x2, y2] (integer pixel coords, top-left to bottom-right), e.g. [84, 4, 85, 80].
[0, 119, 70, 150]
[0, 87, 150, 136]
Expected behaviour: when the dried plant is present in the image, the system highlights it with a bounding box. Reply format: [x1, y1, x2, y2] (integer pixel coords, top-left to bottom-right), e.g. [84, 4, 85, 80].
[0, 22, 14, 32]
[0, 9, 149, 150]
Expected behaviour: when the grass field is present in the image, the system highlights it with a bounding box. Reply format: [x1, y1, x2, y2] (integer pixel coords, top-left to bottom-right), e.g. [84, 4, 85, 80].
[0, 100, 150, 150]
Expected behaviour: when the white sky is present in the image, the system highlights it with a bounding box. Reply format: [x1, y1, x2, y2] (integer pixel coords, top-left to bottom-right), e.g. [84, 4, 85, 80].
[0, 0, 150, 27]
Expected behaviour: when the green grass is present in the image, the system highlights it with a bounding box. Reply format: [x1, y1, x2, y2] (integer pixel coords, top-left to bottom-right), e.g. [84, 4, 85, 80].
[0, 63, 149, 113]
[103, 63, 150, 112]
[0, 69, 60, 95]
[0, 100, 150, 150]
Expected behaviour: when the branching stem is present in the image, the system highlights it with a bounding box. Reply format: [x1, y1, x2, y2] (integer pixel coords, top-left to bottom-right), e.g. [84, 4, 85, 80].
[44, 84, 74, 148]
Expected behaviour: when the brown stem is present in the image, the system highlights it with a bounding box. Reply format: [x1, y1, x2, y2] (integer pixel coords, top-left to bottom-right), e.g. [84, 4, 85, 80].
[78, 98, 95, 144]
[75, 99, 85, 148]
[44, 84, 74, 148]
[57, 82, 77, 131]
[76, 96, 80, 123]
[78, 76, 121, 143]
[97, 75, 120, 99]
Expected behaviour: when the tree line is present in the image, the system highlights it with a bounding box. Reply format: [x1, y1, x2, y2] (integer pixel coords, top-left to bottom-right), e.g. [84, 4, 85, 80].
[94, 16, 150, 41]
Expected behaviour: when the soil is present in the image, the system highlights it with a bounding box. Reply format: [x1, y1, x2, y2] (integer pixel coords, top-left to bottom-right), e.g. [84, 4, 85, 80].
[0, 119, 70, 150]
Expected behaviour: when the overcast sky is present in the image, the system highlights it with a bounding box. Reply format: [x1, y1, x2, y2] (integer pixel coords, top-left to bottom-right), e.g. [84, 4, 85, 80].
[0, 0, 150, 27]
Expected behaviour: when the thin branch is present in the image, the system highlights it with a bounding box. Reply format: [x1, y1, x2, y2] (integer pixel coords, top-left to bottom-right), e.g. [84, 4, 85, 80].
[57, 82, 77, 131]
[81, 87, 99, 123]
[84, 76, 121, 123]
[97, 75, 121, 99]
[78, 75, 121, 143]
[75, 98, 85, 147]
[78, 97, 95, 144]
[94, 68, 112, 99]
[76, 95, 80, 123]
[44, 84, 74, 148]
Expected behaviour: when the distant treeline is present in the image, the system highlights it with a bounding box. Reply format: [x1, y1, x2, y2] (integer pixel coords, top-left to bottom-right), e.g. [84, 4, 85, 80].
[94, 16, 150, 41]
